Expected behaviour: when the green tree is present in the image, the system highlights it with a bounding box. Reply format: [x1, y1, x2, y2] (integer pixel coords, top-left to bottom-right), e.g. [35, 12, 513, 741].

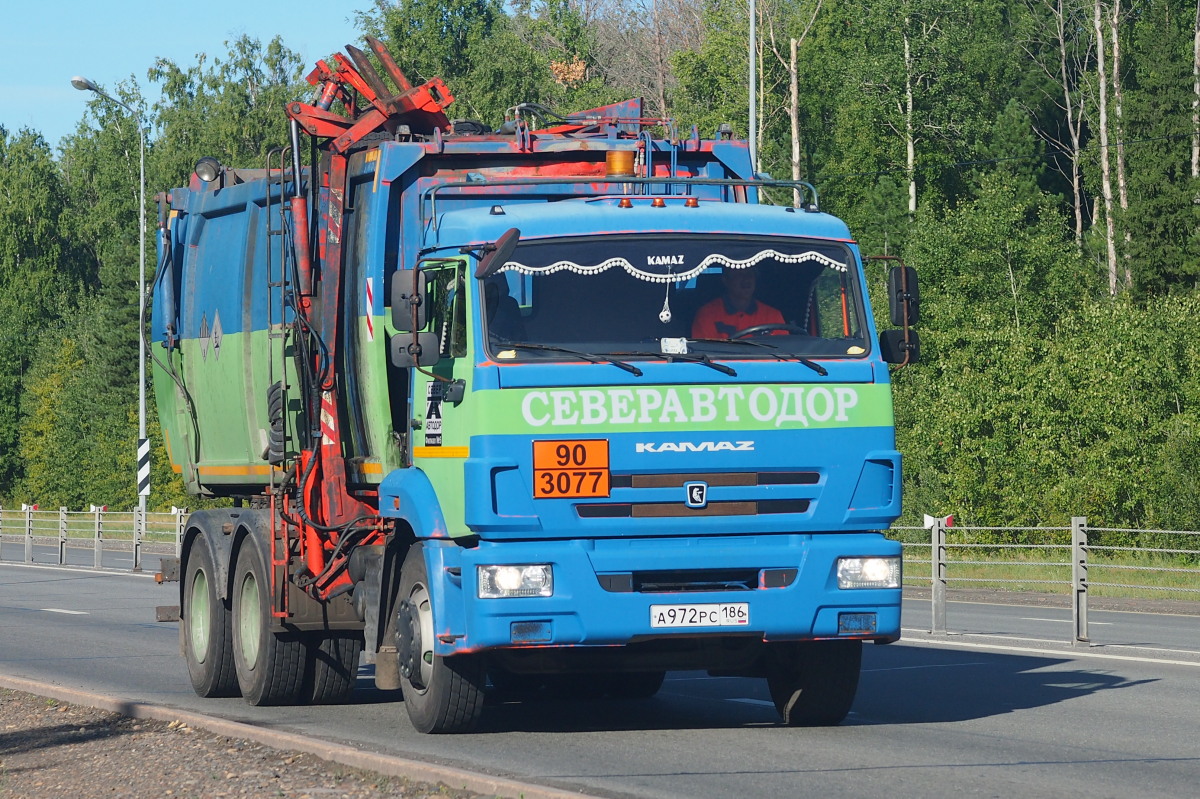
[894, 174, 1091, 525]
[672, 0, 753, 140]
[149, 35, 308, 185]
[1121, 0, 1200, 294]
[0, 127, 86, 499]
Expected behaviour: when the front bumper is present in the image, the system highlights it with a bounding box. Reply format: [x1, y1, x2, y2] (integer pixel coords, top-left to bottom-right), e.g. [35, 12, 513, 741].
[421, 532, 901, 657]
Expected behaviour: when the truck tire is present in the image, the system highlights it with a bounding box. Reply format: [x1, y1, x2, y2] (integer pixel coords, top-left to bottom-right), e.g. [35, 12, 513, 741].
[306, 632, 362, 704]
[231, 542, 306, 706]
[182, 540, 239, 697]
[765, 639, 861, 726]
[396, 544, 485, 733]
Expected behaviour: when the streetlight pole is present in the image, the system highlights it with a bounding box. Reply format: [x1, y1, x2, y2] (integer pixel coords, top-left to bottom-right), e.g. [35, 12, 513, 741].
[749, 0, 758, 174]
[71, 76, 148, 566]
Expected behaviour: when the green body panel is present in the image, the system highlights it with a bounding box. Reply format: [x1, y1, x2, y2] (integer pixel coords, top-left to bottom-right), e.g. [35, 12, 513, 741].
[485, 383, 894, 434]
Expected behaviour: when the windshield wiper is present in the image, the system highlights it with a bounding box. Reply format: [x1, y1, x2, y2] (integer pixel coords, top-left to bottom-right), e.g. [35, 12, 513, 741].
[497, 342, 643, 377]
[688, 338, 829, 377]
[610, 350, 737, 377]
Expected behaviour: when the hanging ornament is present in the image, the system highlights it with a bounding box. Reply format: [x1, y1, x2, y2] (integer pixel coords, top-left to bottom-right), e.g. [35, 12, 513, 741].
[659, 268, 674, 323]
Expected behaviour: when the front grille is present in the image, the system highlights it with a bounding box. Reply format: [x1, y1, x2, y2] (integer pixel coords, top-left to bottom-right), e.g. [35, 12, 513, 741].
[596, 567, 798, 593]
[577, 499, 809, 518]
[609, 471, 818, 489]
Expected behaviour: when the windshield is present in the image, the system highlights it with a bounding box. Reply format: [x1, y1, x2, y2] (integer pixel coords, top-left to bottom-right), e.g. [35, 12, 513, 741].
[481, 235, 869, 362]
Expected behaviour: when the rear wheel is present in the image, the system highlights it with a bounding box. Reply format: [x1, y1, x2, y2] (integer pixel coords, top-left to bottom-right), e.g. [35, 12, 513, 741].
[306, 632, 362, 704]
[396, 544, 485, 733]
[182, 540, 239, 697]
[766, 640, 862, 726]
[231, 541, 306, 706]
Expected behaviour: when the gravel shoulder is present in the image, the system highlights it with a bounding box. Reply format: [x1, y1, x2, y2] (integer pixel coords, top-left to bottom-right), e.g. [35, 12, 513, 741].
[0, 688, 492, 799]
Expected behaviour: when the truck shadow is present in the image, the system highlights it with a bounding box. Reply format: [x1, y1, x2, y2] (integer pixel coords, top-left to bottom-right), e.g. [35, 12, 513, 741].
[465, 644, 1155, 733]
[849, 643, 1156, 725]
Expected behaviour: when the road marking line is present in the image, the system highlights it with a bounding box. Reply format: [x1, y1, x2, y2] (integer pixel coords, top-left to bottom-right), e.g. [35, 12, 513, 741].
[40, 608, 88, 615]
[0, 563, 156, 580]
[902, 636, 1200, 667]
[1019, 617, 1116, 625]
[728, 698, 774, 707]
[862, 662, 989, 673]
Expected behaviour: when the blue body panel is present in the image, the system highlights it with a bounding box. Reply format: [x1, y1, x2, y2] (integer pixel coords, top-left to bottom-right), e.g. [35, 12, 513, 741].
[458, 427, 901, 538]
[413, 534, 900, 656]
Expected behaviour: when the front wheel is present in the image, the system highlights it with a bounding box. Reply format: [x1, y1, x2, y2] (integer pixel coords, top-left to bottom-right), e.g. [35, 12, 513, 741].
[765, 640, 862, 726]
[396, 544, 485, 733]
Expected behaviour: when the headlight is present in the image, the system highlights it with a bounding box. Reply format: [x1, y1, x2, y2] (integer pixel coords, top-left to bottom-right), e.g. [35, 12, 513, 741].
[477, 564, 554, 598]
[836, 556, 901, 589]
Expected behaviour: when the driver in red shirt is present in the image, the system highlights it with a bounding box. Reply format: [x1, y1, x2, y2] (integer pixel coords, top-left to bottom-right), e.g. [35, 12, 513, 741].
[691, 266, 785, 340]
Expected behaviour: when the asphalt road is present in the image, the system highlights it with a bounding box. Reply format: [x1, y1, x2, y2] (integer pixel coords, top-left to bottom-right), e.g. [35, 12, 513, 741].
[1, 563, 1198, 799]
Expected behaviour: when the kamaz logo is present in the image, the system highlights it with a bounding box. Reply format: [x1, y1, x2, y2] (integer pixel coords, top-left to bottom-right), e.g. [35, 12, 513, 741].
[635, 441, 755, 453]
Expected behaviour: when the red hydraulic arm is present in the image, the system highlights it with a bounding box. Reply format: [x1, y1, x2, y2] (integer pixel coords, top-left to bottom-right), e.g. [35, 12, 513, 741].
[276, 38, 455, 604]
[286, 36, 453, 153]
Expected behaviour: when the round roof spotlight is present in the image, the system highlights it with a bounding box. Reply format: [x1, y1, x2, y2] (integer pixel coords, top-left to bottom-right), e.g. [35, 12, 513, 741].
[194, 156, 222, 183]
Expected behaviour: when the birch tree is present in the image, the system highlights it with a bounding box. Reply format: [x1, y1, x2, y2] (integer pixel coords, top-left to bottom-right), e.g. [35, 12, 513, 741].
[1093, 0, 1119, 293]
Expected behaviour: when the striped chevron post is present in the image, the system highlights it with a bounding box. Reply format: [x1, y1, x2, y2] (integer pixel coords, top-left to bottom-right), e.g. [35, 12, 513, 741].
[137, 438, 151, 497]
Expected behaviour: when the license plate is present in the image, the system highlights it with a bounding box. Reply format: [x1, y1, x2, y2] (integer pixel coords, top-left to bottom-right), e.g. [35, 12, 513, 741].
[532, 439, 610, 499]
[649, 603, 749, 628]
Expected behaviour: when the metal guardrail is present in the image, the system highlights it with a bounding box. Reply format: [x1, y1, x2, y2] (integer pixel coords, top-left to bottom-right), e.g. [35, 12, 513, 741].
[0, 504, 187, 572]
[6, 504, 1198, 645]
[889, 516, 1200, 644]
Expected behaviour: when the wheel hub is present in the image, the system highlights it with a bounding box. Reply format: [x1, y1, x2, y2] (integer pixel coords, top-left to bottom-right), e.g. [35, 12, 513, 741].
[395, 598, 424, 688]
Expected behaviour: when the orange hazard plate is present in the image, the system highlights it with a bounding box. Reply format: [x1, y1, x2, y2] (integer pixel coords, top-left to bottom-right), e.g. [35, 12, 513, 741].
[532, 440, 610, 499]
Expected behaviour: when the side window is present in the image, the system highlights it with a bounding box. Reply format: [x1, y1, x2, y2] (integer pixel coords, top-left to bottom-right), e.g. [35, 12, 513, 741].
[425, 262, 467, 359]
[809, 269, 860, 338]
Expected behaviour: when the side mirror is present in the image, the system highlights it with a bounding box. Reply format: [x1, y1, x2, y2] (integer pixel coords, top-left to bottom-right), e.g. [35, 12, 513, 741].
[887, 266, 920, 326]
[390, 332, 441, 367]
[391, 269, 427, 332]
[474, 228, 521, 279]
[880, 328, 920, 365]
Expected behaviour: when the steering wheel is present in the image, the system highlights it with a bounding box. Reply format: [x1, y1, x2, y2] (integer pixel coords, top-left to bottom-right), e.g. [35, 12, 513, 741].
[730, 323, 808, 339]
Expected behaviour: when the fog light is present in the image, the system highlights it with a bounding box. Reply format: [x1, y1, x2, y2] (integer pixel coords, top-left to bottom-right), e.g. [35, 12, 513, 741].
[836, 556, 901, 589]
[478, 564, 554, 598]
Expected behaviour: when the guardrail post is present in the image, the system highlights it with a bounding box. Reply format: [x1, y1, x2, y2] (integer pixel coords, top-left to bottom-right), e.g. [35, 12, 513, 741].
[932, 516, 947, 634]
[171, 506, 187, 557]
[22, 503, 34, 563]
[1072, 516, 1089, 644]
[92, 505, 105, 569]
[58, 507, 68, 565]
[133, 505, 144, 572]
[0, 504, 5, 561]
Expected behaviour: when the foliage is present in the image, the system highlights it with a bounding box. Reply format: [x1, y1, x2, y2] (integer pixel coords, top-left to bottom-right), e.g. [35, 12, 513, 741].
[3, 3, 1200, 537]
[149, 35, 308, 187]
